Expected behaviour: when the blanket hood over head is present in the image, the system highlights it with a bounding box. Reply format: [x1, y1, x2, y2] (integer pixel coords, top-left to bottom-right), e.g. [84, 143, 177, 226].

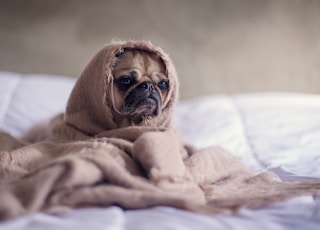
[64, 40, 179, 135]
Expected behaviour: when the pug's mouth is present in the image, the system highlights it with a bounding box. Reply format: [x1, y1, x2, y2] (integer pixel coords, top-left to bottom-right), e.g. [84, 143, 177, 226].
[121, 90, 162, 121]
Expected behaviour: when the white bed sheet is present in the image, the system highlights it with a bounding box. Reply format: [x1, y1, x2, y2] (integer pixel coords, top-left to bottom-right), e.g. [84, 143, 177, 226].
[0, 71, 320, 230]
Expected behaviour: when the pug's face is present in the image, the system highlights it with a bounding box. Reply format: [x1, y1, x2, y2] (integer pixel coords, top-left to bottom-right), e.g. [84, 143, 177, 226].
[112, 49, 169, 124]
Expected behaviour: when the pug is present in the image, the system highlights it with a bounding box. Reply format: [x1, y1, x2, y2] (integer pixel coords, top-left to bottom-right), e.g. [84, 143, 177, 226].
[112, 49, 170, 124]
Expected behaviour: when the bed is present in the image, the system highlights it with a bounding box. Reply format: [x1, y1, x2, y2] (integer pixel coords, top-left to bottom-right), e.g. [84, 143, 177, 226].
[0, 71, 319, 230]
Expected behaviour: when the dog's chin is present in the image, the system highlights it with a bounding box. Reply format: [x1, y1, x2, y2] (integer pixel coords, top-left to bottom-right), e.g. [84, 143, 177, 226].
[121, 97, 161, 124]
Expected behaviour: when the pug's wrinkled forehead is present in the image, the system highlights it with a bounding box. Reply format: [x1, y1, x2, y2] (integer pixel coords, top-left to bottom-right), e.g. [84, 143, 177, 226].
[113, 48, 168, 84]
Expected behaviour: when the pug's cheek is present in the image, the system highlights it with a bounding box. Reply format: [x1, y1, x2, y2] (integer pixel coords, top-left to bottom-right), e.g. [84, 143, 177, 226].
[155, 99, 162, 116]
[110, 87, 125, 113]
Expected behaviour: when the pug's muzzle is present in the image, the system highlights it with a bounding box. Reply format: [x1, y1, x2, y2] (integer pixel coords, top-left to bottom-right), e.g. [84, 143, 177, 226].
[121, 82, 162, 119]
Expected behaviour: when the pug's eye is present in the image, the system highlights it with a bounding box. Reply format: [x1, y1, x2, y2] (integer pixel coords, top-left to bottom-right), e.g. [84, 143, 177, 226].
[119, 77, 132, 85]
[116, 76, 135, 91]
[157, 80, 169, 91]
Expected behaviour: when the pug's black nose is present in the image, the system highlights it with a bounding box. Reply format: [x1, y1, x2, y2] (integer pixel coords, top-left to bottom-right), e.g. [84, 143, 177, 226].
[139, 82, 155, 92]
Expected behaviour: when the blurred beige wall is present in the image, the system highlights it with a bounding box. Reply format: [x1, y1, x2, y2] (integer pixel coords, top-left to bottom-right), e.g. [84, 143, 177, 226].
[0, 0, 319, 99]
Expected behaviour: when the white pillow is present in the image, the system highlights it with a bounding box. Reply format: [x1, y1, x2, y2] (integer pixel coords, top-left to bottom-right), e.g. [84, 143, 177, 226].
[0, 71, 75, 136]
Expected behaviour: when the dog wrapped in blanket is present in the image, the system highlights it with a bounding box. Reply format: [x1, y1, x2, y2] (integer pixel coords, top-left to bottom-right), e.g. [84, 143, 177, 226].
[0, 40, 320, 221]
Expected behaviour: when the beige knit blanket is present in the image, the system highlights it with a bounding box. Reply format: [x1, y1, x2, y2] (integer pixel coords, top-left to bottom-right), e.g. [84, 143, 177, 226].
[1, 41, 319, 221]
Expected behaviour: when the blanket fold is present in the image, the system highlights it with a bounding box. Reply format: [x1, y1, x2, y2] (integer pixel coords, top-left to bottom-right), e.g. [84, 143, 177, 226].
[1, 40, 320, 221]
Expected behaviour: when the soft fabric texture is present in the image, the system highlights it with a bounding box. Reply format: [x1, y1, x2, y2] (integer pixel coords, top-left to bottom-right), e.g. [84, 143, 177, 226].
[0, 41, 320, 221]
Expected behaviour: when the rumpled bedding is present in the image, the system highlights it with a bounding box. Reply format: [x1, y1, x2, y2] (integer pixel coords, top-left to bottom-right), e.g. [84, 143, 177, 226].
[0, 71, 320, 230]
